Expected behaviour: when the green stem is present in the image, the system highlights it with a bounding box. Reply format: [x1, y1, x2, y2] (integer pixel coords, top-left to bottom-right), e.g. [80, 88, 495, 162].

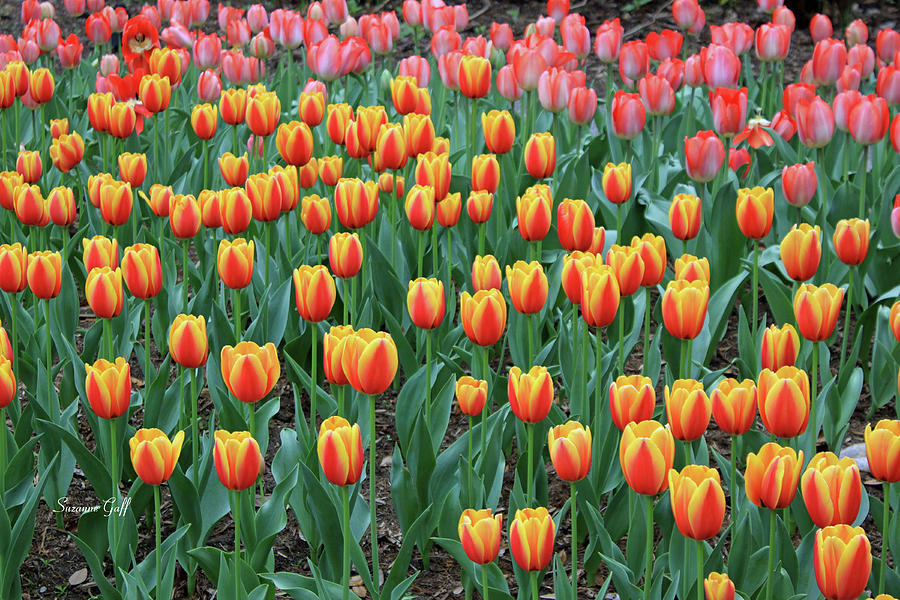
[859, 145, 867, 217]
[527, 314, 534, 367]
[530, 570, 538, 600]
[467, 416, 474, 503]
[527, 422, 534, 505]
[766, 508, 776, 600]
[617, 305, 625, 375]
[351, 274, 358, 328]
[481, 563, 489, 600]
[680, 338, 687, 380]
[730, 434, 738, 553]
[570, 482, 578, 599]
[144, 300, 152, 388]
[431, 225, 438, 277]
[233, 288, 241, 343]
[310, 323, 318, 434]
[840, 268, 853, 366]
[616, 203, 623, 244]
[233, 490, 241, 596]
[446, 229, 453, 283]
[594, 327, 602, 436]
[643, 287, 651, 376]
[696, 540, 704, 600]
[46, 300, 53, 399]
[369, 394, 379, 594]
[191, 369, 199, 483]
[342, 484, 351, 600]
[417, 229, 424, 278]
[337, 385, 345, 418]
[154, 485, 161, 599]
[110, 416, 120, 582]
[811, 341, 819, 458]
[881, 482, 891, 595]
[264, 222, 271, 286]
[179, 365, 186, 431]
[481, 347, 489, 462]
[752, 243, 759, 330]
[478, 223, 485, 256]
[643, 494, 654, 600]
[425, 330, 432, 430]
[232, 124, 238, 158]
[9, 293, 16, 375]
[0, 407, 6, 497]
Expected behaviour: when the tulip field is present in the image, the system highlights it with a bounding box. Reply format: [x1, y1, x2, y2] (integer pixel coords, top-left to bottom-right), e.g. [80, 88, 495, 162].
[4, 0, 900, 598]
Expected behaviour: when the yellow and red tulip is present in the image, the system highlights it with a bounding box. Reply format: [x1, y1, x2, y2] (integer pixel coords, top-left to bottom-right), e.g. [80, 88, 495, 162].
[761, 323, 800, 371]
[619, 420, 675, 495]
[508, 365, 554, 423]
[801, 451, 863, 528]
[84, 356, 131, 419]
[523, 132, 556, 179]
[169, 314, 209, 369]
[668, 465, 726, 540]
[216, 238, 254, 290]
[407, 278, 445, 330]
[26, 251, 62, 298]
[220, 341, 280, 404]
[832, 218, 870, 266]
[665, 379, 711, 441]
[793, 283, 843, 341]
[293, 265, 336, 323]
[735, 186, 774, 239]
[745, 442, 803, 510]
[0, 243, 28, 293]
[813, 525, 872, 600]
[506, 260, 548, 315]
[662, 279, 709, 340]
[609, 375, 655, 431]
[710, 378, 757, 435]
[340, 329, 399, 395]
[459, 509, 503, 564]
[508, 507, 555, 571]
[757, 366, 810, 438]
[602, 162, 632, 204]
[121, 243, 163, 298]
[318, 416, 364, 486]
[85, 266, 124, 319]
[129, 428, 184, 485]
[328, 232, 363, 279]
[460, 289, 507, 346]
[581, 264, 620, 328]
[456, 376, 488, 417]
[213, 430, 262, 491]
[781, 223, 821, 282]
[547, 421, 592, 481]
[864, 420, 900, 482]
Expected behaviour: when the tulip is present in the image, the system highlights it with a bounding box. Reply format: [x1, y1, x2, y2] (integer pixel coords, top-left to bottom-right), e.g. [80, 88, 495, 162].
[802, 452, 862, 528]
[0, 173, 24, 212]
[461, 289, 507, 347]
[620, 420, 675, 495]
[245, 90, 280, 138]
[117, 153, 147, 189]
[833, 218, 869, 266]
[26, 250, 61, 299]
[328, 232, 362, 281]
[84, 356, 131, 419]
[756, 23, 791, 62]
[85, 266, 124, 319]
[639, 73, 675, 116]
[47, 186, 76, 227]
[796, 96, 835, 149]
[809, 14, 833, 41]
[812, 39, 847, 87]
[581, 264, 620, 329]
[548, 420, 592, 482]
[169, 314, 208, 369]
[220, 341, 280, 405]
[780, 224, 821, 282]
[793, 283, 843, 342]
[557, 198, 594, 252]
[456, 376, 488, 418]
[276, 121, 314, 167]
[673, 254, 709, 284]
[482, 110, 515, 154]
[138, 73, 171, 114]
[782, 162, 817, 207]
[340, 329, 398, 396]
[245, 172, 282, 223]
[218, 187, 252, 234]
[756, 366, 810, 438]
[121, 243, 163, 299]
[745, 442, 803, 509]
[669, 193, 702, 243]
[14, 184, 47, 227]
[436, 192, 461, 227]
[669, 465, 726, 540]
[711, 378, 756, 435]
[471, 154, 499, 194]
[704, 573, 735, 600]
[610, 90, 646, 140]
[709, 87, 748, 137]
[217, 238, 254, 293]
[458, 55, 491, 99]
[318, 416, 364, 486]
[560, 252, 597, 307]
[602, 162, 632, 206]
[414, 152, 451, 201]
[82, 236, 118, 272]
[515, 185, 552, 243]
[107, 102, 136, 139]
[472, 255, 502, 292]
[220, 88, 247, 125]
[814, 525, 872, 600]
[684, 131, 725, 183]
[129, 428, 184, 486]
[505, 260, 548, 316]
[609, 375, 655, 431]
[866, 420, 900, 483]
[301, 195, 331, 236]
[848, 94, 889, 146]
[49, 133, 85, 173]
[662, 279, 709, 344]
[16, 150, 41, 183]
[665, 379, 711, 442]
[523, 132, 555, 179]
[213, 430, 262, 491]
[458, 509, 502, 567]
[403, 113, 435, 157]
[407, 277, 444, 330]
[508, 507, 555, 574]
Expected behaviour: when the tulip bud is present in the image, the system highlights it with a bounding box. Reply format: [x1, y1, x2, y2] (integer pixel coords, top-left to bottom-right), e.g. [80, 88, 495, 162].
[472, 255, 501, 292]
[26, 250, 62, 298]
[609, 375, 655, 431]
[121, 243, 163, 298]
[460, 289, 507, 346]
[668, 465, 726, 540]
[813, 525, 872, 600]
[674, 254, 710, 283]
[523, 132, 556, 179]
[864, 420, 900, 482]
[619, 420, 675, 495]
[456, 376, 487, 417]
[85, 266, 124, 319]
[745, 442, 803, 509]
[801, 451, 862, 528]
[710, 378, 757, 435]
[214, 431, 262, 491]
[508, 507, 555, 571]
[340, 329, 399, 395]
[581, 264, 620, 328]
[505, 260, 548, 315]
[516, 185, 552, 242]
[407, 277, 445, 330]
[482, 110, 515, 154]
[832, 218, 869, 266]
[317, 416, 364, 486]
[84, 356, 131, 419]
[458, 509, 502, 564]
[129, 428, 184, 485]
[665, 379, 711, 441]
[601, 162, 632, 204]
[669, 193, 701, 240]
[793, 283, 843, 342]
[169, 314, 209, 368]
[548, 421, 592, 481]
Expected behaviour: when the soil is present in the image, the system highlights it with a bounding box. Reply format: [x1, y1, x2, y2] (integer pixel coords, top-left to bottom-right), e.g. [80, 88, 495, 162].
[5, 0, 900, 598]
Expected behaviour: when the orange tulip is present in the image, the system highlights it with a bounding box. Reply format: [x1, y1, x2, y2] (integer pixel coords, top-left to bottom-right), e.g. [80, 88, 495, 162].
[516, 184, 553, 242]
[631, 233, 666, 287]
[466, 190, 493, 224]
[757, 366, 810, 438]
[138, 72, 171, 113]
[864, 420, 900, 482]
[28, 67, 54, 104]
[665, 379, 711, 441]
[98, 179, 133, 226]
[0, 243, 28, 293]
[324, 325, 355, 386]
[460, 289, 507, 346]
[458, 55, 492, 98]
[293, 265, 336, 323]
[220, 88, 248, 125]
[145, 182, 172, 216]
[524, 132, 556, 179]
[793, 283, 843, 341]
[148, 47, 182, 86]
[13, 184, 47, 227]
[355, 106, 389, 153]
[220, 341, 280, 403]
[436, 192, 461, 227]
[121, 243, 163, 298]
[326, 103, 353, 145]
[458, 509, 502, 564]
[328, 232, 363, 279]
[0, 356, 15, 408]
[297, 91, 324, 127]
[619, 420, 675, 495]
[471, 153, 499, 194]
[49, 118, 68, 139]
[508, 365, 553, 423]
[506, 260, 548, 315]
[832, 218, 870, 266]
[88, 92, 113, 132]
[199, 189, 222, 228]
[403, 113, 435, 157]
[404, 184, 435, 230]
[301, 194, 332, 234]
[375, 123, 408, 171]
[710, 378, 757, 435]
[26, 251, 62, 298]
[318, 416, 364, 486]
[662, 279, 709, 340]
[609, 375, 655, 431]
[581, 264, 620, 328]
[246, 90, 280, 137]
[415, 151, 451, 200]
[245, 172, 282, 222]
[673, 254, 710, 283]
[668, 465, 726, 540]
[217, 238, 254, 289]
[472, 255, 502, 292]
[168, 314, 209, 368]
[129, 429, 184, 485]
[49, 132, 85, 173]
[456, 376, 488, 417]
[605, 244, 645, 297]
[276, 120, 314, 166]
[557, 198, 595, 252]
[780, 223, 821, 282]
[335, 178, 378, 229]
[169, 193, 201, 238]
[761, 323, 800, 371]
[47, 186, 76, 226]
[213, 430, 262, 491]
[390, 75, 419, 115]
[407, 278, 445, 330]
[669, 193, 701, 240]
[704, 573, 736, 600]
[814, 525, 872, 600]
[108, 102, 136, 139]
[602, 162, 631, 204]
[82, 236, 119, 272]
[482, 110, 515, 154]
[340, 329, 399, 395]
[84, 356, 131, 419]
[0, 171, 23, 210]
[735, 186, 774, 239]
[548, 421, 592, 481]
[508, 507, 555, 571]
[745, 442, 803, 509]
[85, 266, 124, 319]
[319, 155, 343, 186]
[191, 103, 218, 139]
[219, 152, 250, 187]
[802, 451, 863, 528]
[218, 187, 252, 234]
[560, 251, 598, 304]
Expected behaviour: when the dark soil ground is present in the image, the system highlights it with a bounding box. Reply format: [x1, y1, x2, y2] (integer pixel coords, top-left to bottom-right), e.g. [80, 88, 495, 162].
[5, 0, 900, 598]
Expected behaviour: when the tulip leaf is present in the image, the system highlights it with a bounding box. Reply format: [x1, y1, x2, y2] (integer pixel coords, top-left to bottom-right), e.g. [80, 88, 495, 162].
[36, 418, 110, 502]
